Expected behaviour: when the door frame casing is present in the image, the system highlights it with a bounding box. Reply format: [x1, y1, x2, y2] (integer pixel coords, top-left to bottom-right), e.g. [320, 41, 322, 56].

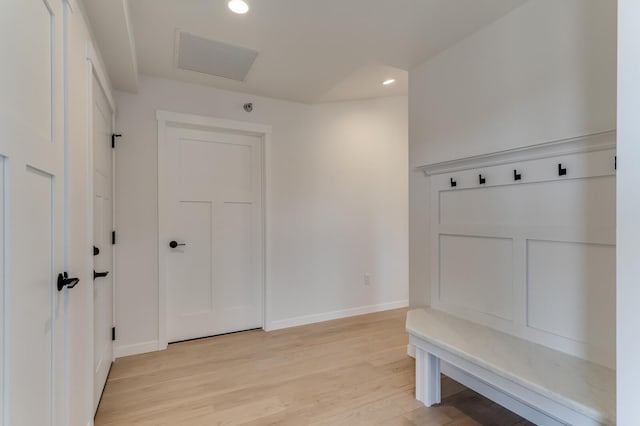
[156, 110, 271, 350]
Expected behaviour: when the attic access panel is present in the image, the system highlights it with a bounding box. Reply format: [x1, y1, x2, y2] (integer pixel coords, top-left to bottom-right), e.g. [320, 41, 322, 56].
[177, 31, 258, 82]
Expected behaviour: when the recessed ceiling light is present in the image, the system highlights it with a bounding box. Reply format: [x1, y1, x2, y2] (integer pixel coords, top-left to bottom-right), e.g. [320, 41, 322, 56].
[228, 0, 249, 14]
[382, 79, 396, 86]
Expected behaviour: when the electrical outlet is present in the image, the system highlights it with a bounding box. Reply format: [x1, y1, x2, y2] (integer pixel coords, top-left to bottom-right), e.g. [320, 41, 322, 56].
[364, 273, 372, 286]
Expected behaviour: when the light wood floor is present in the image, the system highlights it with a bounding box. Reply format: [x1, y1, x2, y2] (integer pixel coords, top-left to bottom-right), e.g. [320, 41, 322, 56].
[95, 309, 532, 425]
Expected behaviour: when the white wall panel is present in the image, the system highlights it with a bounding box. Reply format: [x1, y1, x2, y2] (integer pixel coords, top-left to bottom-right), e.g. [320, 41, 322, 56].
[441, 177, 615, 229]
[4, 0, 53, 143]
[440, 235, 513, 321]
[426, 134, 616, 368]
[527, 240, 615, 356]
[10, 167, 54, 426]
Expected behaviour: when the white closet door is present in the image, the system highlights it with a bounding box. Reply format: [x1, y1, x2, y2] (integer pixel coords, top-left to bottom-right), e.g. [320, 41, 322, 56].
[0, 0, 68, 424]
[163, 126, 263, 343]
[93, 76, 114, 413]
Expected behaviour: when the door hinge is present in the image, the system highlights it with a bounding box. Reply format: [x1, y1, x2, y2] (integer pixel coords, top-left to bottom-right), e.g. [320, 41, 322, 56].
[112, 327, 116, 341]
[112, 230, 116, 245]
[112, 133, 122, 148]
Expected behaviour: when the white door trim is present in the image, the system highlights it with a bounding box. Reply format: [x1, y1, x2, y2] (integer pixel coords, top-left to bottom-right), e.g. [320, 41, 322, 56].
[86, 43, 115, 113]
[156, 110, 271, 350]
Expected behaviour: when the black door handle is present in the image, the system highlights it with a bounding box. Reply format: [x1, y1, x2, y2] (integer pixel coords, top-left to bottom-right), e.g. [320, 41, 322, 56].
[93, 246, 100, 256]
[94, 270, 109, 280]
[169, 241, 186, 249]
[57, 272, 80, 291]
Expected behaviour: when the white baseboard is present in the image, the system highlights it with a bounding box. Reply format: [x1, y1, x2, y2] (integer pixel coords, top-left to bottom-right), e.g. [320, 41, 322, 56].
[114, 340, 160, 358]
[114, 301, 409, 356]
[266, 300, 409, 331]
[407, 343, 416, 358]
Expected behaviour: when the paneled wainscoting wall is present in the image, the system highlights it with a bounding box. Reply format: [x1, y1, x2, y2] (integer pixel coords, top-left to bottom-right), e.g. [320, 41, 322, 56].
[420, 131, 616, 369]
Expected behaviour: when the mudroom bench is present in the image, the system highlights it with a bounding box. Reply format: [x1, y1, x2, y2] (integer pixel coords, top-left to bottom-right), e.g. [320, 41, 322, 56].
[406, 309, 616, 426]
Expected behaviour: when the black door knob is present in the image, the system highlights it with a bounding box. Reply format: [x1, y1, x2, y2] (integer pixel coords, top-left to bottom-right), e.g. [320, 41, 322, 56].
[93, 246, 100, 256]
[169, 241, 186, 249]
[94, 270, 109, 280]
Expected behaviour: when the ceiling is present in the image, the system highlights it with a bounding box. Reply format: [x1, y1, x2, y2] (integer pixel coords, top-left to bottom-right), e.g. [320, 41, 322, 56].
[83, 0, 138, 93]
[84, 0, 527, 104]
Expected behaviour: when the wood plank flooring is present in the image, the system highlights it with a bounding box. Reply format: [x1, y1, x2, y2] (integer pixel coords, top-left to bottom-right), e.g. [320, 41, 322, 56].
[95, 309, 532, 425]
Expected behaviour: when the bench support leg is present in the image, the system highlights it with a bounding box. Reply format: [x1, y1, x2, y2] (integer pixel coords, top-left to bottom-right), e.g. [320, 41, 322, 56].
[415, 347, 441, 407]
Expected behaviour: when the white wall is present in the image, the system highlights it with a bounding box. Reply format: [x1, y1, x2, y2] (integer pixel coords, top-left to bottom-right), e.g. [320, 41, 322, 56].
[408, 0, 617, 307]
[617, 0, 640, 423]
[114, 76, 408, 355]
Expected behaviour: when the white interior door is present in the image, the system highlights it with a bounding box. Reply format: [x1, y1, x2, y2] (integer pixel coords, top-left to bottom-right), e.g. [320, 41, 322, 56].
[0, 0, 67, 424]
[92, 77, 114, 412]
[164, 126, 263, 343]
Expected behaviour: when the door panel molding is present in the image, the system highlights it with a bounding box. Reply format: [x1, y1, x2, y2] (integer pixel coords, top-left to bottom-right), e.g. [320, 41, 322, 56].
[156, 111, 270, 350]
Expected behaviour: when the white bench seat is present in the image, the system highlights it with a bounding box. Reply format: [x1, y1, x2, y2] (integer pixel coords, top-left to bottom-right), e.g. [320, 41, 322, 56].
[406, 308, 616, 425]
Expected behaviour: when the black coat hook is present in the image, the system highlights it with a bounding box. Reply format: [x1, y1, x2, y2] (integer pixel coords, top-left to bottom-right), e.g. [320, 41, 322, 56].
[558, 163, 567, 176]
[514, 170, 521, 181]
[450, 178, 457, 188]
[479, 174, 486, 185]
